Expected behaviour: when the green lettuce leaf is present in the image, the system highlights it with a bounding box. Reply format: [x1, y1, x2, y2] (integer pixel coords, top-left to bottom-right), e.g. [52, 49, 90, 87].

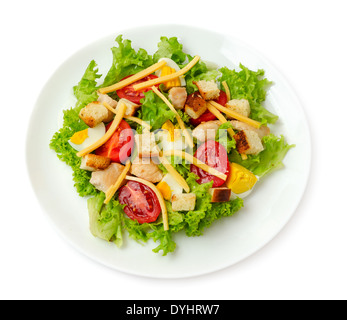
[139, 90, 176, 130]
[219, 64, 277, 124]
[88, 193, 124, 247]
[229, 134, 295, 177]
[153, 36, 187, 64]
[183, 56, 221, 95]
[102, 35, 153, 88]
[215, 122, 236, 153]
[73, 60, 101, 112]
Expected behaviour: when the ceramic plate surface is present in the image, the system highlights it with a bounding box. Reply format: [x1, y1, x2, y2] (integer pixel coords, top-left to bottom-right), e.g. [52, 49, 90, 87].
[26, 25, 311, 278]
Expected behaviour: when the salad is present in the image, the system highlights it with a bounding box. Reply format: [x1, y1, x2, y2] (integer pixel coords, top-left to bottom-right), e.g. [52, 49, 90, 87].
[50, 35, 294, 255]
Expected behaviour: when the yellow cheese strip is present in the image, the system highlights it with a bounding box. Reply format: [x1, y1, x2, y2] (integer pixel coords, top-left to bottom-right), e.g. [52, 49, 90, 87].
[102, 101, 151, 130]
[98, 60, 167, 94]
[151, 86, 194, 149]
[206, 102, 235, 137]
[133, 56, 200, 91]
[125, 175, 169, 231]
[104, 160, 131, 204]
[241, 154, 248, 160]
[222, 81, 231, 101]
[163, 150, 227, 181]
[76, 102, 127, 157]
[159, 155, 190, 193]
[209, 100, 261, 129]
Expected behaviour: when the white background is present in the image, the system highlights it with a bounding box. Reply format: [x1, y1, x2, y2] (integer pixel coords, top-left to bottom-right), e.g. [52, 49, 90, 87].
[1, 0, 346, 300]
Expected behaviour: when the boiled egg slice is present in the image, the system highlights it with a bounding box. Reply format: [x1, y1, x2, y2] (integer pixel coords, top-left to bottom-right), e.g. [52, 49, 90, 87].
[157, 173, 183, 201]
[157, 120, 188, 152]
[68, 122, 105, 152]
[155, 58, 186, 89]
[226, 162, 259, 199]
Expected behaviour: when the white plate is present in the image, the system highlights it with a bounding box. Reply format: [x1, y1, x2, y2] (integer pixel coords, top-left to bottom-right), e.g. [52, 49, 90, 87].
[26, 25, 311, 278]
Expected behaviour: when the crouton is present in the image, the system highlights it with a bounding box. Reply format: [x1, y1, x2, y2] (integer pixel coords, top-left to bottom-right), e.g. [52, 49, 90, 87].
[130, 157, 164, 183]
[89, 163, 125, 193]
[230, 120, 270, 139]
[97, 93, 117, 122]
[225, 99, 251, 118]
[192, 120, 221, 142]
[171, 193, 196, 212]
[194, 80, 220, 100]
[234, 129, 264, 155]
[80, 154, 111, 172]
[168, 87, 187, 110]
[185, 92, 207, 119]
[117, 98, 140, 117]
[79, 102, 109, 128]
[209, 188, 232, 202]
[134, 132, 160, 158]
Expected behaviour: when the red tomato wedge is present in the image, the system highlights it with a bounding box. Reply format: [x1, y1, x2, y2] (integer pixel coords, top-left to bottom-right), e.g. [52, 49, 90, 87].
[116, 74, 159, 104]
[119, 181, 161, 224]
[189, 91, 228, 126]
[95, 120, 134, 164]
[190, 141, 230, 187]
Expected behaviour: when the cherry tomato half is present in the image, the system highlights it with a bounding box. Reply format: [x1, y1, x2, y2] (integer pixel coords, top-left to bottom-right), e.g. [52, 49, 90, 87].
[95, 120, 134, 164]
[119, 181, 161, 224]
[189, 91, 228, 126]
[190, 140, 230, 187]
[116, 74, 159, 104]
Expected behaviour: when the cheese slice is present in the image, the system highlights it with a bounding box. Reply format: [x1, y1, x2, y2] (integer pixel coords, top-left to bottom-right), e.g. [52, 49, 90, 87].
[152, 86, 194, 149]
[76, 102, 127, 157]
[163, 150, 227, 181]
[125, 175, 169, 231]
[206, 102, 235, 137]
[98, 60, 167, 94]
[133, 56, 200, 91]
[222, 81, 231, 101]
[104, 161, 131, 204]
[102, 101, 151, 130]
[159, 155, 190, 193]
[209, 100, 261, 129]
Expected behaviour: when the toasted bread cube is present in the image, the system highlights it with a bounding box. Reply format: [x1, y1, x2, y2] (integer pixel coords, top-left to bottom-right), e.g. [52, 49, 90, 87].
[185, 92, 207, 119]
[230, 120, 270, 139]
[97, 93, 117, 122]
[234, 129, 264, 155]
[79, 102, 109, 128]
[194, 80, 220, 100]
[80, 154, 111, 172]
[168, 87, 187, 110]
[89, 163, 125, 193]
[171, 193, 196, 212]
[225, 99, 251, 118]
[117, 98, 140, 117]
[134, 132, 160, 158]
[209, 188, 232, 202]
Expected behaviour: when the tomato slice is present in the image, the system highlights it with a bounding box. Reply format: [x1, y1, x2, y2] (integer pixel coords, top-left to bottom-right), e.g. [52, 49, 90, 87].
[116, 74, 159, 104]
[119, 181, 161, 224]
[190, 141, 230, 187]
[189, 91, 228, 126]
[94, 120, 134, 163]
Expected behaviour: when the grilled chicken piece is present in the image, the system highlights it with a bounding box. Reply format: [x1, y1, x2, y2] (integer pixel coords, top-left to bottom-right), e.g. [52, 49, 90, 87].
[168, 87, 187, 110]
[230, 120, 270, 139]
[130, 158, 164, 183]
[192, 120, 222, 142]
[89, 163, 125, 193]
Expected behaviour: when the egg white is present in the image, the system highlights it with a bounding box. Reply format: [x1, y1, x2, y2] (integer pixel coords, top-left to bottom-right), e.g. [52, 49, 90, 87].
[68, 122, 105, 151]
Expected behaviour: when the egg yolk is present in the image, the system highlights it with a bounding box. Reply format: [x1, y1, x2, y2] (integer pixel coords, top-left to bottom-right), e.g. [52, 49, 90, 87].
[70, 129, 89, 145]
[226, 162, 257, 194]
[157, 181, 172, 201]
